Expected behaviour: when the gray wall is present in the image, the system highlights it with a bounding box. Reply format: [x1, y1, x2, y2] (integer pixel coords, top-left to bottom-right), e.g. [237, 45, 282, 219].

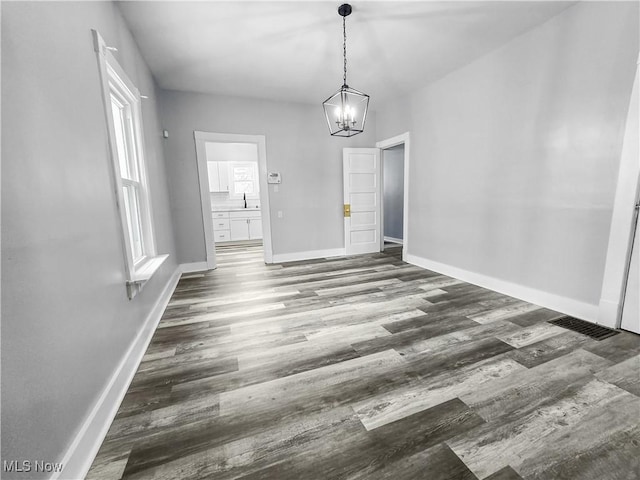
[158, 90, 377, 262]
[376, 1, 639, 308]
[1, 2, 177, 477]
[383, 146, 405, 240]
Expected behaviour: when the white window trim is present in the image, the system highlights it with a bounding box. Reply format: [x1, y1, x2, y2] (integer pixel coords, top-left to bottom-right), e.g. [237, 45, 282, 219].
[227, 161, 260, 200]
[93, 30, 167, 299]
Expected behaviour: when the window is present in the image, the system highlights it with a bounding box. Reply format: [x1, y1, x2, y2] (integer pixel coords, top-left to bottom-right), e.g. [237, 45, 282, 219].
[229, 162, 260, 200]
[93, 30, 167, 298]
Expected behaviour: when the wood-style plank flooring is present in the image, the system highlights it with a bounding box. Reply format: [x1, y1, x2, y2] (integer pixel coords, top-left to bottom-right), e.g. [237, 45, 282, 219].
[88, 244, 640, 480]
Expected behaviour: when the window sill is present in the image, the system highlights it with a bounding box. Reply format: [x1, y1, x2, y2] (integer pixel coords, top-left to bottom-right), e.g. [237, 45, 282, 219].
[126, 254, 169, 299]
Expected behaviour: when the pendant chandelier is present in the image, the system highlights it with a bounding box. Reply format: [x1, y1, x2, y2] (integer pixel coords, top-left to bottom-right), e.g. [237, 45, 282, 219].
[322, 3, 369, 137]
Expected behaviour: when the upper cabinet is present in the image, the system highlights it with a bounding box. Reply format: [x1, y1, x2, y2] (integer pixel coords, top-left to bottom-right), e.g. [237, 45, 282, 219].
[206, 143, 260, 196]
[208, 161, 260, 198]
[207, 161, 229, 192]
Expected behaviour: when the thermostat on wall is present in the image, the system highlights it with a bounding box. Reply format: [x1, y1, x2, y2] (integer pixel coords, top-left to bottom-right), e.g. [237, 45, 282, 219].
[267, 172, 282, 184]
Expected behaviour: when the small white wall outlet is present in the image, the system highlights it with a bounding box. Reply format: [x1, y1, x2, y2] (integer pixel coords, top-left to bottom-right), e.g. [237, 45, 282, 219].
[277, 210, 283, 218]
[273, 185, 279, 193]
[163, 130, 169, 138]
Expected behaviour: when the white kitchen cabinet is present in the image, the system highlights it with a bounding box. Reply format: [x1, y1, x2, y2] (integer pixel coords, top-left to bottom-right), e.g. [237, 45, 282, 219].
[213, 210, 262, 243]
[217, 163, 229, 191]
[214, 230, 230, 242]
[230, 218, 250, 241]
[248, 217, 263, 239]
[211, 211, 231, 242]
[212, 218, 230, 231]
[207, 161, 230, 192]
[228, 210, 262, 241]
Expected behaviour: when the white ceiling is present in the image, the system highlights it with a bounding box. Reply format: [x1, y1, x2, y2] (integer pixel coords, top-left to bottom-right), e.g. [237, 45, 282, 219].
[118, 1, 576, 108]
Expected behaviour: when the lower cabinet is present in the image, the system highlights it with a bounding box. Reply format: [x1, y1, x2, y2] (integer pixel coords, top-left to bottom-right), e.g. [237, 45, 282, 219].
[248, 217, 263, 239]
[230, 218, 251, 241]
[212, 212, 231, 241]
[214, 210, 262, 243]
[214, 230, 230, 242]
[229, 216, 262, 241]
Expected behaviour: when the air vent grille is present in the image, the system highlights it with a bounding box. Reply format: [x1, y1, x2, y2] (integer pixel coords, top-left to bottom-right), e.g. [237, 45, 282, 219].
[548, 316, 619, 341]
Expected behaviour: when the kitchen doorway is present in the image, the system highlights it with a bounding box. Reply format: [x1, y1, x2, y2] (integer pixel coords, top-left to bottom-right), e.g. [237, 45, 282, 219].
[194, 132, 273, 269]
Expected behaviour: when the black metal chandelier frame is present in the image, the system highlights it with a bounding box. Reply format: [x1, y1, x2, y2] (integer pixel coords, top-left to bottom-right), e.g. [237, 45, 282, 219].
[322, 3, 370, 137]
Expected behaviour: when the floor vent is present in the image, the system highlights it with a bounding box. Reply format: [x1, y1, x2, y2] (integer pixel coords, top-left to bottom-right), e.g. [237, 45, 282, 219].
[548, 316, 619, 341]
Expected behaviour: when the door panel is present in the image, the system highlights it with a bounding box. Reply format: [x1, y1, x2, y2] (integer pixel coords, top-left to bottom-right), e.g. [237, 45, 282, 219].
[343, 148, 380, 255]
[207, 161, 219, 192]
[349, 153, 377, 170]
[230, 218, 249, 241]
[351, 192, 376, 206]
[218, 162, 229, 192]
[350, 172, 377, 190]
[249, 218, 263, 240]
[351, 211, 376, 226]
[351, 229, 376, 244]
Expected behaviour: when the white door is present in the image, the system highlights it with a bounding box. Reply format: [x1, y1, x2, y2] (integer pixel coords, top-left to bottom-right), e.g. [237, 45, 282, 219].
[343, 148, 381, 255]
[621, 211, 639, 333]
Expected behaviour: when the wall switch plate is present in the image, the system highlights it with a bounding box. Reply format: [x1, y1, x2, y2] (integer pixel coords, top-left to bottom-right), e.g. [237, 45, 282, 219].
[277, 210, 283, 218]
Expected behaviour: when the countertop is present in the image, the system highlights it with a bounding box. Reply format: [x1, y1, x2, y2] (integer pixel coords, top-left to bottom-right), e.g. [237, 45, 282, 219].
[212, 207, 261, 212]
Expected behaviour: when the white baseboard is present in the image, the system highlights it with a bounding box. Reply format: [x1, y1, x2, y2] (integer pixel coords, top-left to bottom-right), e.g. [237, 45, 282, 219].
[384, 236, 403, 245]
[597, 299, 621, 329]
[52, 267, 181, 480]
[180, 261, 209, 274]
[272, 248, 346, 263]
[405, 253, 600, 322]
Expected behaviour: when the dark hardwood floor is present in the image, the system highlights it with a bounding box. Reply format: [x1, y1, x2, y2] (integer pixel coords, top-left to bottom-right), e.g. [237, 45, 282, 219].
[88, 244, 640, 480]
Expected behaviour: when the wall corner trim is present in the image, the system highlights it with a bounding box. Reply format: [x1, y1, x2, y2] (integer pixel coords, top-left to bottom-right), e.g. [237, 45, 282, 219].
[180, 261, 210, 274]
[405, 253, 600, 323]
[272, 248, 346, 264]
[597, 299, 622, 329]
[51, 267, 181, 480]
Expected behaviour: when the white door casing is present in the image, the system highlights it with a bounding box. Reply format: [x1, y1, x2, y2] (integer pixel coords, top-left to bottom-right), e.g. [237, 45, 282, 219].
[598, 56, 639, 328]
[194, 131, 273, 267]
[343, 148, 381, 255]
[621, 212, 640, 333]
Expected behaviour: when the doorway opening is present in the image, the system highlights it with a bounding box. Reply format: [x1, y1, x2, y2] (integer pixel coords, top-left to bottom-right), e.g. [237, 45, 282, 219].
[381, 145, 405, 256]
[377, 133, 410, 261]
[620, 192, 639, 334]
[194, 132, 273, 270]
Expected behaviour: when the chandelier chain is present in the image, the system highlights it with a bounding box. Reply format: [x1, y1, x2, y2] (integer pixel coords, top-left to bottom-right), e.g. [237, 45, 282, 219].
[343, 16, 347, 86]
